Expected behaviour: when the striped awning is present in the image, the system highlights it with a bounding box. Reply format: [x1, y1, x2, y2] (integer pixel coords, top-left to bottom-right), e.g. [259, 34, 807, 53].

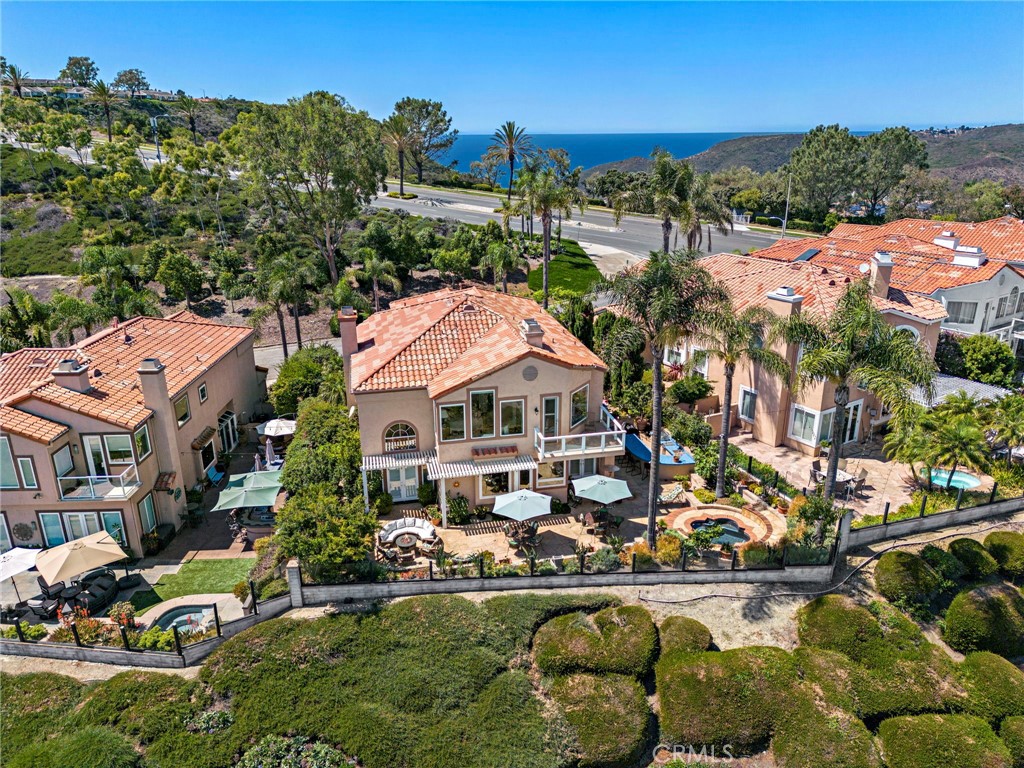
[427, 454, 538, 481]
[361, 449, 436, 472]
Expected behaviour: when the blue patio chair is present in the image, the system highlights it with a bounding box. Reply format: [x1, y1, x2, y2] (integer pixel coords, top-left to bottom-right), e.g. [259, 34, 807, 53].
[206, 466, 225, 486]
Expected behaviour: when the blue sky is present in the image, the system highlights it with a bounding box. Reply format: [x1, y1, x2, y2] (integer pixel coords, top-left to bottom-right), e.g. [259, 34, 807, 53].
[3, 1, 1022, 133]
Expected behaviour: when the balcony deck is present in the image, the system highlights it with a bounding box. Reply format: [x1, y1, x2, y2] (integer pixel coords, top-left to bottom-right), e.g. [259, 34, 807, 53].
[534, 405, 627, 461]
[58, 465, 142, 501]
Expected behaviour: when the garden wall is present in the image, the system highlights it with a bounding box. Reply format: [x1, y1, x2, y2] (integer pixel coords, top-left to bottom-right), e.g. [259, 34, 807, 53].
[838, 495, 1024, 552]
[287, 559, 838, 606]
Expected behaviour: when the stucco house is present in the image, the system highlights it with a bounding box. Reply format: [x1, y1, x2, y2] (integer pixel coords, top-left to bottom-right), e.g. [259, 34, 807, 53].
[0, 312, 266, 556]
[339, 287, 626, 525]
[663, 252, 947, 456]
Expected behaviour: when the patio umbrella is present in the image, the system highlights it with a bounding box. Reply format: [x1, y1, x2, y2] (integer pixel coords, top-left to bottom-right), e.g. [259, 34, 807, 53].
[226, 470, 284, 490]
[491, 490, 552, 522]
[0, 547, 38, 602]
[210, 484, 281, 513]
[265, 439, 277, 467]
[572, 475, 632, 504]
[253, 452, 264, 472]
[260, 418, 297, 438]
[35, 531, 128, 586]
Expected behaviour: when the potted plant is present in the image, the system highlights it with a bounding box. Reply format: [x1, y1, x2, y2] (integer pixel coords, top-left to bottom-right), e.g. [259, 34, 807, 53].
[777, 497, 790, 514]
[720, 541, 734, 560]
[424, 504, 441, 527]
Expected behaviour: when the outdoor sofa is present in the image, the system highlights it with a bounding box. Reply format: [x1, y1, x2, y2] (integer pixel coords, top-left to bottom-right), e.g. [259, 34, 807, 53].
[379, 517, 437, 545]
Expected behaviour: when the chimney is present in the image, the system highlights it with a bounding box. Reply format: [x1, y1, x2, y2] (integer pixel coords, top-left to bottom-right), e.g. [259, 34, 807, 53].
[51, 359, 91, 393]
[951, 246, 987, 268]
[766, 286, 804, 316]
[337, 307, 359, 396]
[869, 252, 894, 298]
[137, 357, 185, 512]
[933, 231, 960, 250]
[520, 318, 545, 348]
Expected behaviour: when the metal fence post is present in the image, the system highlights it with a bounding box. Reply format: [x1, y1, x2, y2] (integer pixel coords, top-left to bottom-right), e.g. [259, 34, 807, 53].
[730, 550, 738, 570]
[579, 552, 586, 573]
[428, 561, 434, 581]
[990, 483, 998, 504]
[781, 546, 789, 568]
[172, 626, 184, 657]
[882, 501, 890, 525]
[772, 470, 779, 488]
[212, 603, 222, 637]
[529, 557, 536, 576]
[747, 456, 753, 473]
[478, 556, 485, 579]
[14, 621, 25, 642]
[681, 550, 688, 571]
[956, 487, 964, 510]
[249, 580, 259, 615]
[919, 494, 928, 518]
[70, 622, 82, 647]
[631, 552, 637, 573]
[120, 625, 132, 651]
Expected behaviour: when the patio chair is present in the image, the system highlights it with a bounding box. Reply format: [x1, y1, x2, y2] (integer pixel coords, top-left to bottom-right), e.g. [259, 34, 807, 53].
[850, 469, 869, 499]
[37, 577, 64, 600]
[377, 546, 398, 564]
[419, 539, 440, 556]
[837, 458, 848, 471]
[811, 459, 822, 474]
[206, 465, 225, 486]
[27, 596, 59, 620]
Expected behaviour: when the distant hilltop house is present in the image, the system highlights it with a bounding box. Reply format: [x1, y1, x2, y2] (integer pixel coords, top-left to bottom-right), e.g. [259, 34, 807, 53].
[9, 77, 178, 101]
[751, 216, 1024, 352]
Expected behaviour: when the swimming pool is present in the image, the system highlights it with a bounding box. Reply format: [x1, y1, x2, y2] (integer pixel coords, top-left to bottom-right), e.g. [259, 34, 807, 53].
[692, 517, 751, 546]
[923, 469, 982, 490]
[153, 605, 214, 632]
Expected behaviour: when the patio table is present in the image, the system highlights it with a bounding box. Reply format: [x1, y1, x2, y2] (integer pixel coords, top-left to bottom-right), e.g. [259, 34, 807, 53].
[394, 533, 417, 550]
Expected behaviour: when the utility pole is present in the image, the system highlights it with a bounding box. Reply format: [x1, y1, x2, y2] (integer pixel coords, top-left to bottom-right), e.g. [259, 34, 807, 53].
[782, 173, 792, 240]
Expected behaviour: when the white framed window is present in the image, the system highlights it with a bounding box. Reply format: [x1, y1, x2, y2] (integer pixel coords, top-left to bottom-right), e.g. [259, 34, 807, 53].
[1010, 288, 1020, 315]
[739, 388, 757, 422]
[537, 461, 565, 487]
[198, 382, 209, 403]
[894, 325, 920, 341]
[64, 512, 101, 541]
[138, 493, 157, 534]
[383, 422, 417, 452]
[0, 437, 18, 488]
[134, 424, 152, 461]
[1017, 290, 1024, 314]
[52, 444, 74, 477]
[945, 301, 977, 325]
[104, 434, 134, 464]
[174, 395, 191, 427]
[200, 441, 217, 471]
[690, 348, 709, 377]
[568, 457, 597, 479]
[818, 410, 835, 445]
[997, 295, 1011, 319]
[500, 399, 525, 437]
[39, 512, 66, 547]
[789, 405, 819, 445]
[101, 511, 126, 546]
[541, 396, 560, 438]
[439, 404, 466, 442]
[470, 390, 496, 439]
[570, 384, 589, 427]
[0, 515, 11, 553]
[664, 347, 684, 365]
[17, 458, 37, 489]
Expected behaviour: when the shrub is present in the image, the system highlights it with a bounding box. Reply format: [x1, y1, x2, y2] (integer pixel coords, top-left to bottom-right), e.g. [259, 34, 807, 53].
[655, 533, 683, 565]
[739, 540, 783, 568]
[1002, 717, 1024, 768]
[959, 652, 1024, 726]
[8, 726, 140, 768]
[417, 480, 437, 506]
[949, 538, 999, 580]
[239, 735, 352, 767]
[135, 626, 177, 651]
[622, 541, 654, 570]
[656, 646, 797, 755]
[984, 531, 1024, 582]
[878, 714, 1012, 768]
[693, 488, 716, 504]
[667, 410, 712, 449]
[0, 672, 84, 757]
[533, 606, 658, 677]
[549, 674, 649, 768]
[371, 493, 393, 517]
[920, 543, 967, 581]
[659, 616, 712, 655]
[184, 709, 234, 733]
[446, 493, 471, 525]
[773, 687, 881, 768]
[943, 584, 1024, 657]
[107, 601, 138, 628]
[269, 345, 344, 416]
[666, 375, 713, 406]
[589, 547, 621, 573]
[328, 312, 340, 337]
[875, 551, 940, 605]
[0, 621, 48, 640]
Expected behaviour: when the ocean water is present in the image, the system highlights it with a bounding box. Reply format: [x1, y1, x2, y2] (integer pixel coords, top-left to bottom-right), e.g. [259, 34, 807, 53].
[441, 132, 774, 181]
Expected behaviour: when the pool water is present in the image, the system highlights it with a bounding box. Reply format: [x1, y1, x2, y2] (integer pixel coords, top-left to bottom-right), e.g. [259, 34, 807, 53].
[924, 469, 982, 490]
[692, 517, 750, 546]
[154, 605, 213, 632]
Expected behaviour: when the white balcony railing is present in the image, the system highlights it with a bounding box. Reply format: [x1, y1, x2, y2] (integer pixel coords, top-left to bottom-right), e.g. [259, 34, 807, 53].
[58, 465, 142, 501]
[534, 405, 627, 461]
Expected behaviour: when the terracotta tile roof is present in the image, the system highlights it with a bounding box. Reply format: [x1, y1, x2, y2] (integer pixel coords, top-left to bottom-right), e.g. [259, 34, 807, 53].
[0, 314, 253, 430]
[700, 253, 947, 322]
[753, 234, 1024, 295]
[351, 287, 606, 397]
[827, 216, 1024, 262]
[0, 405, 69, 443]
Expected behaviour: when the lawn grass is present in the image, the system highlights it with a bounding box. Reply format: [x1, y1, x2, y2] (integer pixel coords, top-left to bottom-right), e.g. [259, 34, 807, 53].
[526, 239, 602, 295]
[130, 559, 254, 614]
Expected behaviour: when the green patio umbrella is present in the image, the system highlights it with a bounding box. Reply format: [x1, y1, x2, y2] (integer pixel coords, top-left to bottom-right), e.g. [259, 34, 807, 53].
[226, 470, 284, 490]
[210, 484, 281, 512]
[572, 475, 632, 504]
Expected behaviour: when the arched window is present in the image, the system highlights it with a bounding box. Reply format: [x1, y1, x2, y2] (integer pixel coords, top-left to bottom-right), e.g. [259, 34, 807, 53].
[384, 422, 417, 452]
[894, 325, 920, 341]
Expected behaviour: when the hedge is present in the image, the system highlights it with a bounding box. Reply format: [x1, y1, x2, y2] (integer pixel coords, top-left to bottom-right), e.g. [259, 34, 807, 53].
[943, 584, 1024, 657]
[659, 616, 712, 656]
[772, 687, 881, 768]
[549, 674, 649, 768]
[920, 543, 967, 581]
[984, 531, 1024, 581]
[1002, 717, 1024, 768]
[796, 595, 888, 666]
[533, 606, 658, 678]
[948, 538, 1000, 580]
[875, 551, 941, 605]
[959, 652, 1024, 726]
[481, 593, 620, 653]
[878, 714, 1012, 768]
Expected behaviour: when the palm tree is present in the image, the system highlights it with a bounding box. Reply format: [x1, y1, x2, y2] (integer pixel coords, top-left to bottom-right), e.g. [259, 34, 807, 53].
[926, 413, 989, 490]
[487, 121, 533, 202]
[251, 256, 295, 360]
[482, 241, 528, 293]
[2, 63, 27, 98]
[612, 149, 691, 254]
[48, 291, 110, 344]
[520, 167, 586, 309]
[883, 412, 931, 485]
[346, 249, 401, 311]
[684, 171, 733, 251]
[601, 250, 728, 547]
[382, 114, 416, 197]
[177, 95, 201, 145]
[987, 394, 1024, 466]
[694, 305, 791, 498]
[89, 80, 115, 141]
[941, 389, 983, 417]
[785, 280, 936, 502]
[0, 287, 52, 351]
[276, 254, 320, 349]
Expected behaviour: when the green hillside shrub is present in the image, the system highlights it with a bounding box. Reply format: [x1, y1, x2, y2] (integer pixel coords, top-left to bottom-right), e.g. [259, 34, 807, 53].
[984, 531, 1024, 582]
[949, 538, 999, 580]
[533, 606, 658, 677]
[549, 673, 649, 768]
[878, 714, 1012, 768]
[1001, 717, 1024, 768]
[659, 616, 712, 656]
[943, 585, 1024, 657]
[875, 551, 940, 605]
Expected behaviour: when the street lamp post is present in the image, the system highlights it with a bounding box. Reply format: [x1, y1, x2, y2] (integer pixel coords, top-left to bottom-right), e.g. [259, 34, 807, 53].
[149, 113, 172, 163]
[765, 175, 793, 240]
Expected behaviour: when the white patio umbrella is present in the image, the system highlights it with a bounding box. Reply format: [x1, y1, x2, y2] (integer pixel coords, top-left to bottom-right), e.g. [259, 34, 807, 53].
[0, 547, 38, 602]
[492, 490, 552, 522]
[572, 475, 632, 504]
[253, 452, 264, 472]
[261, 418, 297, 438]
[35, 531, 128, 586]
[265, 439, 277, 467]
